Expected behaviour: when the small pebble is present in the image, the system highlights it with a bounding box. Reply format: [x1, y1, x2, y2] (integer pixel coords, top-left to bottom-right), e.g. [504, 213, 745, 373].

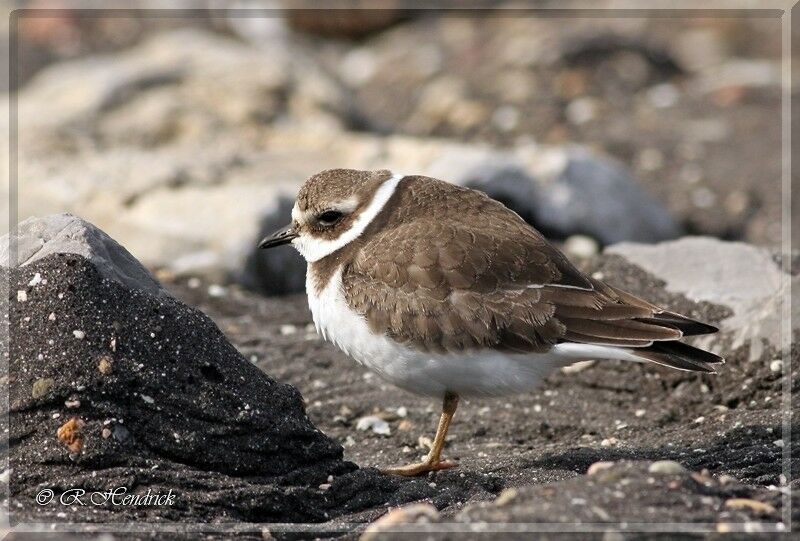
[279, 325, 297, 336]
[725, 498, 776, 515]
[563, 235, 599, 259]
[635, 409, 646, 417]
[639, 148, 664, 171]
[587, 461, 615, 476]
[28, 273, 42, 287]
[361, 503, 439, 540]
[207, 284, 227, 297]
[32, 378, 54, 399]
[491, 105, 520, 132]
[647, 83, 679, 108]
[16, 290, 27, 302]
[718, 474, 737, 485]
[565, 97, 597, 125]
[691, 187, 717, 209]
[561, 359, 596, 374]
[648, 460, 687, 475]
[72, 330, 86, 340]
[494, 487, 518, 506]
[98, 356, 113, 375]
[355, 415, 390, 436]
[418, 436, 433, 450]
[770, 359, 782, 373]
[48, 312, 56, 321]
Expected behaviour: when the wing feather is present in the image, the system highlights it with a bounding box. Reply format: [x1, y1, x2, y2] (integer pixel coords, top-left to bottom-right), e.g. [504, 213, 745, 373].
[340, 176, 716, 357]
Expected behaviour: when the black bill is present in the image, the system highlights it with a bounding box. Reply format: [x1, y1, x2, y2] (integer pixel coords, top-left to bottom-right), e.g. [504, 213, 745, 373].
[258, 224, 298, 249]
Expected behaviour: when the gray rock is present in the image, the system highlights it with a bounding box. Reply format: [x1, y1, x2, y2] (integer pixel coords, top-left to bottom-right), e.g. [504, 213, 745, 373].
[535, 150, 681, 244]
[608, 237, 798, 360]
[462, 148, 682, 245]
[461, 162, 543, 227]
[240, 196, 307, 296]
[1, 213, 164, 295]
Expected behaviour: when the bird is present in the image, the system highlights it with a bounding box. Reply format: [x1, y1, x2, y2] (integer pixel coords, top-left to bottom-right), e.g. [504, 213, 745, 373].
[258, 168, 723, 477]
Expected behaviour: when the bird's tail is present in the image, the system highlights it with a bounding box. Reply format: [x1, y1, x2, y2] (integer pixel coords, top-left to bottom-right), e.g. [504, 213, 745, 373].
[553, 339, 725, 374]
[628, 340, 725, 373]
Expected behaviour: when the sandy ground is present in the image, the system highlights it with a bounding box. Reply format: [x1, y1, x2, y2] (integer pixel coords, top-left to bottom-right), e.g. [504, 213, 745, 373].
[165, 252, 792, 529]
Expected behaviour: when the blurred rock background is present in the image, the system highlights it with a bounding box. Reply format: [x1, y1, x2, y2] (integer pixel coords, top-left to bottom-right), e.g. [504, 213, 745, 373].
[3, 2, 789, 293]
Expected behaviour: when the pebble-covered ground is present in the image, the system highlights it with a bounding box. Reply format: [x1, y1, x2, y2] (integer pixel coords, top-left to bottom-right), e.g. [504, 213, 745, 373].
[7, 248, 794, 537]
[164, 252, 792, 532]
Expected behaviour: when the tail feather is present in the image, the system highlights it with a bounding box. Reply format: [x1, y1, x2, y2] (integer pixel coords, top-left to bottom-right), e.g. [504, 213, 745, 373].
[642, 311, 720, 337]
[548, 280, 723, 374]
[633, 341, 725, 373]
[555, 339, 725, 374]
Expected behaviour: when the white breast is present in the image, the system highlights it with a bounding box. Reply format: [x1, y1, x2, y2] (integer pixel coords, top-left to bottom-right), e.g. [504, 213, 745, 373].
[306, 268, 572, 398]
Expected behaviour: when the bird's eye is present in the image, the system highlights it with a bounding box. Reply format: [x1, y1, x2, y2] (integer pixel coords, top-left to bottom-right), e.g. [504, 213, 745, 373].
[317, 210, 344, 226]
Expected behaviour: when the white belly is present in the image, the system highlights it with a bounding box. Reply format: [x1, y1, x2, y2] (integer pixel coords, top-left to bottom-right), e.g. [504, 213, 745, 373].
[306, 269, 571, 398]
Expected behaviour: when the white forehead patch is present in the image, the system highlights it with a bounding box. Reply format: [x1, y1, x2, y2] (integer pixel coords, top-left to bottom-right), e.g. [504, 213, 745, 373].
[291, 204, 303, 224]
[292, 173, 405, 262]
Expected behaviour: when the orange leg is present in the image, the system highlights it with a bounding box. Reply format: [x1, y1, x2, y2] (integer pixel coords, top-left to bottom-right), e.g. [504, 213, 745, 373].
[382, 392, 459, 476]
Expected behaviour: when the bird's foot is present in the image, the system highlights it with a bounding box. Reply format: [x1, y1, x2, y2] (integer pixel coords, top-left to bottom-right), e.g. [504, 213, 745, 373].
[381, 458, 458, 477]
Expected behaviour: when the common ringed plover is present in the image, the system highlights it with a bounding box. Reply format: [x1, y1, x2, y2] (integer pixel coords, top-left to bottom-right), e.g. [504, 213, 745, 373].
[259, 169, 723, 476]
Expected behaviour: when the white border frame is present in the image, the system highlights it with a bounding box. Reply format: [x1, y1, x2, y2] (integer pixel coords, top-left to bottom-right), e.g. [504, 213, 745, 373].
[4, 2, 794, 536]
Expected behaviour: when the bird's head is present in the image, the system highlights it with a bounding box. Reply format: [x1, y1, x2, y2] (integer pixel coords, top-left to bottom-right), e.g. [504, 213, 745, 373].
[258, 168, 402, 262]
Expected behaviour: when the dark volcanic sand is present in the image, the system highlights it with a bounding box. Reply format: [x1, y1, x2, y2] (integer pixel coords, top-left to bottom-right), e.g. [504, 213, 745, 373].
[165, 253, 794, 531]
[7, 253, 794, 536]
